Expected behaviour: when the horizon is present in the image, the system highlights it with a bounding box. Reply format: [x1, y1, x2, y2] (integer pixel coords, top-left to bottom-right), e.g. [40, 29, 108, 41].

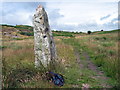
[0, 0, 119, 32]
[1, 24, 119, 33]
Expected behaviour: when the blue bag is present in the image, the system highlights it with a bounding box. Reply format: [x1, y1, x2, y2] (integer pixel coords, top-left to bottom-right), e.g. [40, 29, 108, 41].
[49, 72, 64, 86]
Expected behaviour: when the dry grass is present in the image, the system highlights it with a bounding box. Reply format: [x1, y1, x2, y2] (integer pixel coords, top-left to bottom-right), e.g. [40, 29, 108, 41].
[2, 31, 119, 88]
[75, 33, 119, 84]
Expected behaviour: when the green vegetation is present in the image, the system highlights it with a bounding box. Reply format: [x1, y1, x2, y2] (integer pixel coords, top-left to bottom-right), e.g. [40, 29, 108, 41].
[12, 38, 24, 40]
[53, 31, 75, 37]
[19, 32, 34, 36]
[0, 46, 7, 50]
[69, 34, 119, 87]
[93, 29, 119, 34]
[0, 24, 15, 27]
[87, 31, 92, 34]
[0, 24, 33, 31]
[53, 33, 74, 37]
[2, 24, 119, 88]
[1, 24, 33, 37]
[52, 31, 85, 37]
[14, 25, 33, 31]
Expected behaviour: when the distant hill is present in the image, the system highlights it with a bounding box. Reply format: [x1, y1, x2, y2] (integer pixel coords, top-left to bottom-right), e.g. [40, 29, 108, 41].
[1, 24, 84, 38]
[1, 24, 119, 39]
[92, 29, 119, 34]
[1, 24, 34, 39]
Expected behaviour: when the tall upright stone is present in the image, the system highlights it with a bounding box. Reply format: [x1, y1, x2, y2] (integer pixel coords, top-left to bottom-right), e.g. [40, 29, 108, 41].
[33, 5, 57, 67]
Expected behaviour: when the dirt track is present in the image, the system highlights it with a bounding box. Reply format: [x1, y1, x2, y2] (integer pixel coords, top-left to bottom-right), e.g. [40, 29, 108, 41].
[74, 49, 112, 88]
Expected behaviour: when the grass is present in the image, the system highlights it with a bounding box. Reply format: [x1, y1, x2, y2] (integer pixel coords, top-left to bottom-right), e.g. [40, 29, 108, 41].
[0, 24, 33, 31]
[53, 31, 75, 37]
[12, 38, 24, 40]
[2, 28, 119, 88]
[19, 32, 34, 36]
[55, 38, 104, 88]
[0, 46, 7, 50]
[73, 33, 119, 87]
[2, 39, 64, 88]
[97, 29, 119, 34]
[2, 37, 101, 88]
[93, 29, 119, 34]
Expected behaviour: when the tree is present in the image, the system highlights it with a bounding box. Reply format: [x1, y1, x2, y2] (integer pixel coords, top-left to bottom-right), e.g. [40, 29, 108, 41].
[87, 31, 91, 34]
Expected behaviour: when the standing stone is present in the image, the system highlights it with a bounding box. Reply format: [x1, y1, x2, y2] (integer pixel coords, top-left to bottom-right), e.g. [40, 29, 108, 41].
[33, 5, 57, 67]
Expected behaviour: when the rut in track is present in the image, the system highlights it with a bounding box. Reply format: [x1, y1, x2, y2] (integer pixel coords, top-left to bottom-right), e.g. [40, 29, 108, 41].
[74, 49, 112, 88]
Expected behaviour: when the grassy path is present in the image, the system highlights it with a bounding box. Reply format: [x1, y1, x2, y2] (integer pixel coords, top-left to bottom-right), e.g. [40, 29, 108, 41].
[62, 38, 113, 88]
[74, 49, 111, 88]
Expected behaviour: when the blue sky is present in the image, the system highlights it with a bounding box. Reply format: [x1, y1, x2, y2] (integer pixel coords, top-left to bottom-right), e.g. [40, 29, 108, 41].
[0, 0, 119, 32]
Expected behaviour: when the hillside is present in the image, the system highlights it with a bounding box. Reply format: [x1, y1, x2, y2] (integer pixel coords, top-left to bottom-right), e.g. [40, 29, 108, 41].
[92, 30, 119, 34]
[1, 24, 119, 38]
[1, 24, 34, 39]
[1, 24, 120, 88]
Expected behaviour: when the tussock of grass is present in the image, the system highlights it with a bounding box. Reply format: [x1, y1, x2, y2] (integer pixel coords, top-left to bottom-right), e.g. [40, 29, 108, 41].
[0, 46, 7, 50]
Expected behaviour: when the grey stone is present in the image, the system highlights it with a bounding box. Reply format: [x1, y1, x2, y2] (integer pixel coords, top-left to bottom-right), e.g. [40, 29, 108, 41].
[33, 5, 57, 67]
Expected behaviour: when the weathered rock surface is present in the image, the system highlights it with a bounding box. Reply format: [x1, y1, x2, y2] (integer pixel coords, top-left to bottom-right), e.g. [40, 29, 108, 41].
[33, 5, 57, 67]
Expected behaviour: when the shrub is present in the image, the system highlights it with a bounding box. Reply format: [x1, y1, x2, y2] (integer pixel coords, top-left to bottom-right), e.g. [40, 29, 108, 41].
[1, 24, 15, 27]
[19, 32, 34, 36]
[0, 46, 7, 50]
[103, 37, 107, 40]
[12, 38, 23, 40]
[53, 32, 74, 37]
[87, 31, 91, 34]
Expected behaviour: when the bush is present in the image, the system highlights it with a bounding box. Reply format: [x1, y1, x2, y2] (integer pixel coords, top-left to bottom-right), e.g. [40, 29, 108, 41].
[87, 31, 91, 34]
[15, 25, 33, 31]
[53, 32, 74, 37]
[0, 46, 7, 50]
[19, 32, 34, 36]
[0, 24, 15, 27]
[12, 38, 23, 40]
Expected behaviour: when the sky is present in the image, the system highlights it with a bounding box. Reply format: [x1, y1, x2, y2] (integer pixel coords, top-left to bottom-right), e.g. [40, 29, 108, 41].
[0, 0, 119, 32]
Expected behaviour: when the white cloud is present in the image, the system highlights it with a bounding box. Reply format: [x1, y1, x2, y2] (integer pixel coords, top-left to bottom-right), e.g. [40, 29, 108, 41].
[46, 2, 118, 31]
[64, 22, 79, 26]
[2, 10, 33, 25]
[1, 2, 46, 25]
[2, 0, 119, 2]
[99, 12, 118, 24]
[1, 1, 118, 32]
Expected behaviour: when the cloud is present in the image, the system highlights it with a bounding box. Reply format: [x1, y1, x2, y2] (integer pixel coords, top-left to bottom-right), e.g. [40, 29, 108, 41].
[47, 9, 64, 25]
[2, 0, 119, 3]
[102, 21, 117, 30]
[1, 2, 46, 25]
[51, 21, 99, 32]
[47, 2, 118, 32]
[2, 2, 46, 15]
[100, 14, 111, 20]
[2, 11, 33, 25]
[48, 9, 64, 20]
[111, 18, 118, 22]
[51, 16, 118, 32]
[1, 1, 118, 32]
[52, 24, 76, 31]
